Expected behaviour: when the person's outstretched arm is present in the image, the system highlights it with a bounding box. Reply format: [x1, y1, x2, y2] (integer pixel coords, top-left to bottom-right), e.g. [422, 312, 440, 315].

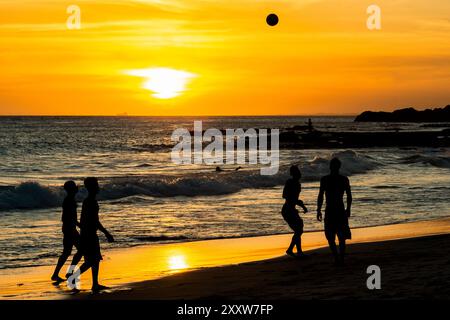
[98, 222, 114, 242]
[345, 179, 352, 217]
[317, 178, 324, 221]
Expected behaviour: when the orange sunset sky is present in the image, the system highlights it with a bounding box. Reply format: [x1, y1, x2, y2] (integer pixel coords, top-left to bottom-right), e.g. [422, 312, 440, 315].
[0, 0, 449, 116]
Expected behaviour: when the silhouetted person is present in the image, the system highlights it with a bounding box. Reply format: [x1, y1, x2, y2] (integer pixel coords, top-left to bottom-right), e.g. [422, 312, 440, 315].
[75, 177, 114, 292]
[308, 118, 313, 132]
[282, 165, 308, 257]
[317, 158, 352, 265]
[51, 181, 83, 283]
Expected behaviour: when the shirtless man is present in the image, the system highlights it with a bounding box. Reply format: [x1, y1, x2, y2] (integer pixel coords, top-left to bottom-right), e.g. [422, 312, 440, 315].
[51, 181, 82, 283]
[317, 158, 352, 265]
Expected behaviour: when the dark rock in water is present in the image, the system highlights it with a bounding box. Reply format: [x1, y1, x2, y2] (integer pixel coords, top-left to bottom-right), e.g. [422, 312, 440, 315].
[355, 105, 450, 122]
[279, 129, 450, 149]
[279, 131, 300, 142]
[290, 125, 310, 131]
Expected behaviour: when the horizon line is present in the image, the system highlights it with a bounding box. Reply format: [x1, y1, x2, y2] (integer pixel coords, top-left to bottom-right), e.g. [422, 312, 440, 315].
[0, 114, 358, 117]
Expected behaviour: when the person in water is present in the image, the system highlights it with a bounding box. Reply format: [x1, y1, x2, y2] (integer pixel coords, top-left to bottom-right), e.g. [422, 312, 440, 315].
[51, 181, 83, 283]
[74, 177, 114, 292]
[281, 165, 308, 257]
[317, 157, 352, 265]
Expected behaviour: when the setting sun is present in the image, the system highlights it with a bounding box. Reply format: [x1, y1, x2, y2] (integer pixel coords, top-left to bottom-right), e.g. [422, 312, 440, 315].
[127, 68, 196, 99]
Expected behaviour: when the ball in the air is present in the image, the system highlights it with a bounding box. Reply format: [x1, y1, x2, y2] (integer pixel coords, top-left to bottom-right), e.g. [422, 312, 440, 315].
[266, 13, 279, 26]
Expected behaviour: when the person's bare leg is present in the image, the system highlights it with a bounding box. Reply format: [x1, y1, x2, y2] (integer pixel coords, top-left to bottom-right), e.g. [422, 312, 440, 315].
[51, 248, 71, 281]
[286, 232, 297, 257]
[77, 261, 91, 275]
[52, 254, 69, 281]
[286, 234, 296, 256]
[327, 237, 339, 264]
[287, 230, 303, 257]
[295, 232, 304, 256]
[65, 251, 83, 279]
[338, 237, 346, 262]
[91, 261, 108, 292]
[91, 261, 99, 287]
[71, 251, 83, 267]
[65, 261, 89, 287]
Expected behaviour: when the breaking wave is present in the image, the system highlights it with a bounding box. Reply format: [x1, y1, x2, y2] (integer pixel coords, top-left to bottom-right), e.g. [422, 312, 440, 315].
[400, 154, 450, 168]
[0, 150, 378, 211]
[0, 182, 62, 210]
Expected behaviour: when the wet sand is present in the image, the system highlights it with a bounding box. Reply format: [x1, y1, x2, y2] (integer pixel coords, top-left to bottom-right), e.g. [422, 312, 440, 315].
[93, 234, 450, 300]
[1, 217, 449, 299]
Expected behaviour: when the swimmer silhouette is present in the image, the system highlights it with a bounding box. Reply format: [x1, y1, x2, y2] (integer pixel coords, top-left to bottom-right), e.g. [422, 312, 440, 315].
[72, 177, 114, 292]
[281, 165, 308, 258]
[317, 158, 352, 265]
[308, 118, 313, 132]
[51, 181, 83, 283]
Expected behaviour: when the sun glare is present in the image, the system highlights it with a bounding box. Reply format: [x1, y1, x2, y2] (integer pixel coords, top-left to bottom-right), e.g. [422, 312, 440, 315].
[168, 255, 188, 270]
[127, 68, 196, 99]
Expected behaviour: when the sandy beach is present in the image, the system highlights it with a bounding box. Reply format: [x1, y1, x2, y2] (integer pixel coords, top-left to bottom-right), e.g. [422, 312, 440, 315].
[96, 234, 450, 300]
[0, 217, 449, 300]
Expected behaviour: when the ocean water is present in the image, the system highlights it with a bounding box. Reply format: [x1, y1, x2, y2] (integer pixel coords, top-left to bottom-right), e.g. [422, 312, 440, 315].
[0, 116, 449, 269]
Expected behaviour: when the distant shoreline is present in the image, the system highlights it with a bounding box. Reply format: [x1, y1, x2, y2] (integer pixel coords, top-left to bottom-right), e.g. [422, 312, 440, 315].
[0, 115, 358, 118]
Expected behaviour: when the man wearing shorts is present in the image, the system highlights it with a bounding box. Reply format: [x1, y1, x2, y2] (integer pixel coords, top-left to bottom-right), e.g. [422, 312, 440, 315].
[51, 181, 83, 282]
[317, 157, 352, 265]
[77, 177, 114, 292]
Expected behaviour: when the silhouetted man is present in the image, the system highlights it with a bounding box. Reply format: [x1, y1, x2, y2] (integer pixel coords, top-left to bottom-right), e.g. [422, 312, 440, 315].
[51, 181, 83, 283]
[74, 177, 114, 292]
[317, 158, 352, 265]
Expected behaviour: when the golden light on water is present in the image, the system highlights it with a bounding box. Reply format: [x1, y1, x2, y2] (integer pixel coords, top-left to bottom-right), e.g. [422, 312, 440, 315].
[127, 68, 196, 99]
[168, 255, 188, 270]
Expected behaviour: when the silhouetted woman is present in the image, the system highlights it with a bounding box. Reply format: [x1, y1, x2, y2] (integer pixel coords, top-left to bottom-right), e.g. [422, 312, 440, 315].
[282, 165, 308, 257]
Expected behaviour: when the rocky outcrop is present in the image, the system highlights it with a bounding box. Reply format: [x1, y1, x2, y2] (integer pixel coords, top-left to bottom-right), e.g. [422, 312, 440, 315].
[355, 105, 450, 122]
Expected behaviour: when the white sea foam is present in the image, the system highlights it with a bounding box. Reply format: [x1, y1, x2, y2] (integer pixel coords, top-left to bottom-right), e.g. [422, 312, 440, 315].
[0, 150, 379, 210]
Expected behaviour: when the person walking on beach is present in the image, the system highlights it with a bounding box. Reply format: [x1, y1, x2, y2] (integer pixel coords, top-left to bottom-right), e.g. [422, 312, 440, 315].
[281, 165, 308, 258]
[73, 177, 114, 292]
[317, 157, 352, 265]
[51, 181, 83, 283]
